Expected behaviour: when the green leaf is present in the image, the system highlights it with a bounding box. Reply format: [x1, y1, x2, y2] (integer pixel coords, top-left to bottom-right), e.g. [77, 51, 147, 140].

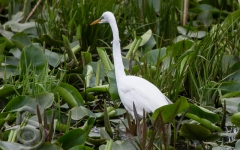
[231, 112, 240, 128]
[186, 113, 222, 131]
[97, 47, 113, 72]
[0, 65, 19, 79]
[33, 43, 64, 67]
[222, 55, 238, 73]
[82, 117, 95, 136]
[69, 145, 94, 150]
[197, 10, 213, 27]
[62, 35, 78, 67]
[222, 91, 240, 98]
[125, 37, 142, 59]
[20, 44, 48, 75]
[222, 9, 240, 29]
[173, 39, 194, 56]
[186, 105, 221, 131]
[123, 29, 153, 49]
[141, 34, 156, 53]
[104, 100, 113, 137]
[60, 82, 84, 106]
[57, 86, 78, 108]
[58, 129, 86, 150]
[81, 52, 92, 66]
[85, 65, 93, 88]
[152, 96, 189, 123]
[0, 26, 14, 38]
[0, 118, 5, 129]
[211, 147, 227, 150]
[0, 38, 6, 55]
[4, 12, 24, 26]
[39, 34, 63, 47]
[4, 56, 20, 66]
[70, 106, 99, 120]
[86, 85, 109, 93]
[4, 93, 54, 114]
[9, 47, 21, 59]
[106, 69, 119, 100]
[70, 107, 88, 120]
[100, 129, 111, 140]
[187, 104, 220, 123]
[144, 48, 167, 66]
[220, 81, 240, 94]
[0, 37, 15, 49]
[0, 141, 23, 150]
[82, 61, 105, 88]
[38, 142, 63, 150]
[221, 97, 240, 113]
[44, 49, 64, 67]
[8, 22, 36, 33]
[80, 92, 96, 101]
[99, 139, 137, 150]
[0, 86, 17, 98]
[235, 140, 240, 150]
[11, 32, 31, 50]
[179, 124, 219, 141]
[177, 26, 206, 38]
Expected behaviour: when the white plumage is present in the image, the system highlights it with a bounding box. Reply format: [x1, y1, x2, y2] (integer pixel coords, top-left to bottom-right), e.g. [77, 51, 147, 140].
[91, 11, 172, 117]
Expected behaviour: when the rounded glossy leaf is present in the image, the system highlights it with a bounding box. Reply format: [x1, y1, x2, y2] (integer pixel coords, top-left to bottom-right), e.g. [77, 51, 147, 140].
[11, 32, 31, 50]
[123, 29, 153, 49]
[186, 113, 222, 131]
[144, 48, 167, 66]
[4, 56, 20, 66]
[70, 107, 100, 120]
[221, 97, 240, 113]
[187, 104, 220, 123]
[0, 38, 6, 54]
[80, 92, 95, 101]
[0, 65, 20, 79]
[57, 86, 78, 108]
[38, 142, 63, 150]
[0, 86, 17, 98]
[177, 26, 206, 38]
[179, 124, 211, 140]
[235, 140, 240, 149]
[99, 139, 136, 150]
[152, 96, 189, 123]
[0, 141, 23, 150]
[60, 82, 84, 106]
[4, 93, 54, 114]
[231, 112, 240, 127]
[20, 44, 48, 75]
[106, 69, 119, 100]
[9, 47, 22, 59]
[58, 129, 86, 150]
[69, 145, 94, 150]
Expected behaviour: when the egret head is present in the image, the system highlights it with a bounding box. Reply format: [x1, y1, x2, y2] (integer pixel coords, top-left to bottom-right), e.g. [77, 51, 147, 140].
[90, 11, 114, 25]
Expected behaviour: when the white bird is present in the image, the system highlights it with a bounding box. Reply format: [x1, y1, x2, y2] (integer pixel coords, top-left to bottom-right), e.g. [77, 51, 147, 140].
[91, 11, 172, 118]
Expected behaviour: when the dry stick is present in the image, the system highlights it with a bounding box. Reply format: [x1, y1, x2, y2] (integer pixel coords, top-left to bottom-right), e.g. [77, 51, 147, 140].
[183, 0, 189, 25]
[25, 0, 42, 22]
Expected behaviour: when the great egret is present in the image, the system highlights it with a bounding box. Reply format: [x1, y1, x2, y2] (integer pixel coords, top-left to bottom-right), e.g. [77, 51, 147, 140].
[91, 11, 172, 117]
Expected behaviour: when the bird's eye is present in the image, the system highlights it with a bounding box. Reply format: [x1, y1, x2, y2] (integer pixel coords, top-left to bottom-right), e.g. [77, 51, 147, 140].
[100, 16, 104, 20]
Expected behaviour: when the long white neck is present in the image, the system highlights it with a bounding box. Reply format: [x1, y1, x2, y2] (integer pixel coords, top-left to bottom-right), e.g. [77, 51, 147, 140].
[108, 16, 126, 82]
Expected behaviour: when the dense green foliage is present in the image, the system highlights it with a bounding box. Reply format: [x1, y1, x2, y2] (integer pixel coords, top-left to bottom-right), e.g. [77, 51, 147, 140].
[0, 0, 240, 150]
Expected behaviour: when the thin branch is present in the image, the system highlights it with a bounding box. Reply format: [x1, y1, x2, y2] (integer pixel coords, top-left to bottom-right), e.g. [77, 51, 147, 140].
[25, 0, 42, 22]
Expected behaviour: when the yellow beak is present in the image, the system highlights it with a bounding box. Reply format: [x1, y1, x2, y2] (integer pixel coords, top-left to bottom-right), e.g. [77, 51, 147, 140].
[90, 19, 101, 25]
